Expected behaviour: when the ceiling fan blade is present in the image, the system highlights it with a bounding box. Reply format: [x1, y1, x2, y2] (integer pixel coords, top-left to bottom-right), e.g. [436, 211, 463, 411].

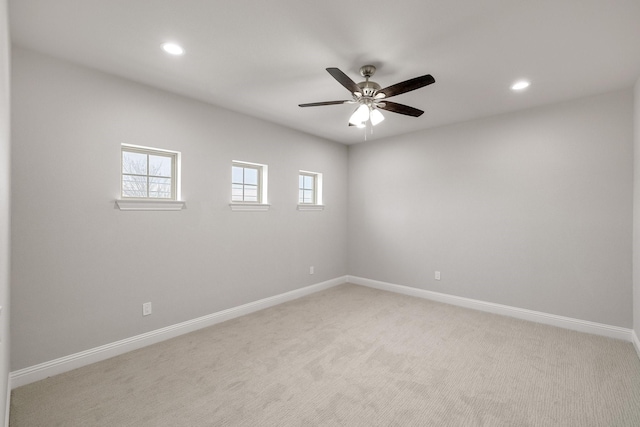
[299, 100, 350, 107]
[326, 68, 362, 94]
[378, 74, 435, 98]
[378, 101, 424, 117]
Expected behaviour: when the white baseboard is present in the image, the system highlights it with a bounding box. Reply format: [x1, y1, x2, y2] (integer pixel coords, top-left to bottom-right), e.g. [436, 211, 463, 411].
[10, 276, 347, 389]
[633, 330, 640, 360]
[348, 276, 634, 342]
[4, 377, 9, 427]
[10, 275, 637, 389]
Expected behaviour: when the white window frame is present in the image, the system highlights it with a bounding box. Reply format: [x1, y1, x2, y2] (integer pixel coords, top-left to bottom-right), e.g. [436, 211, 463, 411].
[116, 144, 184, 211]
[230, 160, 269, 211]
[297, 170, 324, 211]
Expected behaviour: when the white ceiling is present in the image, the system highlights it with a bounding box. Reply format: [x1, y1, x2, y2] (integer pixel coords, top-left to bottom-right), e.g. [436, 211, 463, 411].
[8, 0, 640, 144]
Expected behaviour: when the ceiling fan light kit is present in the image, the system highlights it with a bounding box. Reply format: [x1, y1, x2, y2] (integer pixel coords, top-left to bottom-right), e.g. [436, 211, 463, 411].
[299, 64, 435, 131]
[349, 104, 371, 127]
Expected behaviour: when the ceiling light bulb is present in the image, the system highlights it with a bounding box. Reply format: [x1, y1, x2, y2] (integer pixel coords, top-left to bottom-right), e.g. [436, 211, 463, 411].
[161, 43, 185, 55]
[349, 104, 370, 125]
[370, 108, 385, 126]
[511, 80, 530, 91]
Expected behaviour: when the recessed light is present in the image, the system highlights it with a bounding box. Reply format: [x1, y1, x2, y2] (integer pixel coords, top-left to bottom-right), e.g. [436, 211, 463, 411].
[161, 43, 184, 55]
[511, 80, 530, 91]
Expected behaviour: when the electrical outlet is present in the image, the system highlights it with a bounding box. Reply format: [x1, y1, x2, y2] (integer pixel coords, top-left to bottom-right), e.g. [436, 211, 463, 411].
[309, 266, 314, 275]
[142, 302, 152, 316]
[435, 271, 441, 280]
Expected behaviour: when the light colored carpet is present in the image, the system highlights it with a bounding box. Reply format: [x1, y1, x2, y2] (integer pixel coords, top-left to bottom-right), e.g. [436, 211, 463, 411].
[10, 284, 640, 426]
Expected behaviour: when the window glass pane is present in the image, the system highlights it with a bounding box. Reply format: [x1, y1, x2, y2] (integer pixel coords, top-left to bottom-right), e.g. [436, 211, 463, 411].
[149, 177, 172, 198]
[122, 151, 147, 175]
[232, 166, 243, 184]
[149, 155, 172, 177]
[244, 185, 258, 201]
[122, 175, 148, 198]
[299, 175, 304, 188]
[299, 189, 304, 203]
[232, 184, 243, 201]
[149, 177, 171, 185]
[303, 189, 314, 203]
[304, 175, 314, 189]
[149, 189, 171, 198]
[244, 167, 258, 185]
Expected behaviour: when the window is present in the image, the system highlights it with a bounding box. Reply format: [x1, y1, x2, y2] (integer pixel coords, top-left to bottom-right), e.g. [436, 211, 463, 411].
[232, 163, 260, 202]
[231, 161, 268, 210]
[121, 145, 179, 200]
[299, 173, 316, 204]
[298, 170, 323, 210]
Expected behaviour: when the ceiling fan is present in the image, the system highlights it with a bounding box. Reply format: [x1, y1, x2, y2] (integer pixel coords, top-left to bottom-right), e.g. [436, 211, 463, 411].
[299, 65, 435, 128]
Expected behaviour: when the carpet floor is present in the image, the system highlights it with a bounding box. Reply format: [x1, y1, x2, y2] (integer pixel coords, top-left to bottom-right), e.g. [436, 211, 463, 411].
[9, 283, 640, 426]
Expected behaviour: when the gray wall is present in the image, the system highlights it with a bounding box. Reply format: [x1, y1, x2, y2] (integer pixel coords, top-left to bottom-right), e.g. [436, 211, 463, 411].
[635, 77, 640, 338]
[9, 45, 638, 375]
[348, 90, 634, 328]
[0, 0, 10, 420]
[10, 48, 348, 370]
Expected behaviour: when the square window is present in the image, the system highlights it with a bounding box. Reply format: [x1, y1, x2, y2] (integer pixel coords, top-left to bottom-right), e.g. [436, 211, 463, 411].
[121, 145, 179, 200]
[232, 161, 268, 204]
[298, 171, 322, 205]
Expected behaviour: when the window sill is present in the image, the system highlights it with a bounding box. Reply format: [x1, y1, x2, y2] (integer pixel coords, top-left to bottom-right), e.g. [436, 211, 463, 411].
[297, 204, 325, 211]
[116, 200, 186, 211]
[229, 203, 270, 212]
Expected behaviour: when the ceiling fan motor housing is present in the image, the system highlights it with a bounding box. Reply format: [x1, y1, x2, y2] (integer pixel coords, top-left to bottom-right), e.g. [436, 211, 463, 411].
[358, 65, 380, 97]
[357, 80, 381, 97]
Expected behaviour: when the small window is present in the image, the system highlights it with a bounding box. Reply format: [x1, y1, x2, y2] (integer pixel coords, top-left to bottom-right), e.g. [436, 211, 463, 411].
[299, 173, 316, 204]
[232, 161, 268, 204]
[121, 145, 179, 200]
[298, 170, 323, 209]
